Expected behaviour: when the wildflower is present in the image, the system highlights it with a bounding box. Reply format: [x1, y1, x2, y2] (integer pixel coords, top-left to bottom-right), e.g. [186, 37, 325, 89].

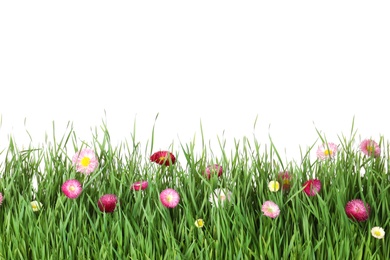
[303, 179, 321, 196]
[268, 181, 280, 192]
[130, 181, 148, 191]
[31, 201, 43, 212]
[72, 148, 99, 174]
[316, 142, 338, 160]
[360, 139, 381, 157]
[345, 199, 370, 222]
[0, 193, 3, 206]
[371, 226, 385, 239]
[195, 219, 204, 228]
[204, 164, 223, 179]
[61, 179, 82, 199]
[261, 200, 280, 219]
[150, 151, 176, 166]
[277, 171, 292, 191]
[209, 188, 232, 207]
[160, 188, 180, 208]
[98, 194, 118, 213]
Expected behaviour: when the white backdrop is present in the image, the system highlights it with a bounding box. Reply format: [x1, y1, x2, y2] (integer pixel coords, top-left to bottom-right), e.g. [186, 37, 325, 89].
[1, 1, 389, 163]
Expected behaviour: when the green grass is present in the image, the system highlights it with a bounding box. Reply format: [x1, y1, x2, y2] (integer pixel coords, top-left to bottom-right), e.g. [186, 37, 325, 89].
[0, 119, 388, 260]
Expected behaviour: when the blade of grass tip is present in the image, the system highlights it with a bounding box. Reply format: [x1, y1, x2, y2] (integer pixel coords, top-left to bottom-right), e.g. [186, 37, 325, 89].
[24, 117, 33, 143]
[149, 113, 159, 155]
[268, 135, 284, 170]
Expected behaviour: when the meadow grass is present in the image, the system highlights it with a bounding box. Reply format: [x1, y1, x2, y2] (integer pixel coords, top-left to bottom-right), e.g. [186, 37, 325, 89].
[0, 119, 389, 259]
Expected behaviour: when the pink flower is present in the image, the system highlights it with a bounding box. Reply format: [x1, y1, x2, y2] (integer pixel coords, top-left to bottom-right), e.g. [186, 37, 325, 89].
[0, 192, 3, 206]
[98, 194, 118, 213]
[345, 199, 370, 222]
[150, 151, 176, 166]
[204, 164, 223, 179]
[72, 148, 99, 174]
[160, 188, 180, 208]
[277, 171, 292, 191]
[303, 179, 321, 196]
[61, 179, 82, 199]
[130, 181, 148, 191]
[360, 139, 380, 157]
[316, 142, 338, 160]
[261, 200, 280, 219]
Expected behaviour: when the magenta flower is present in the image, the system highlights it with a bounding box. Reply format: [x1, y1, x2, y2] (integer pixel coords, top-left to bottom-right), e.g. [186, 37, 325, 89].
[160, 188, 180, 208]
[150, 151, 176, 166]
[316, 142, 338, 160]
[204, 164, 223, 179]
[360, 139, 380, 157]
[0, 192, 3, 206]
[261, 200, 280, 219]
[130, 181, 148, 191]
[277, 171, 292, 191]
[345, 199, 370, 222]
[303, 179, 321, 196]
[98, 194, 118, 213]
[72, 148, 99, 174]
[61, 179, 82, 199]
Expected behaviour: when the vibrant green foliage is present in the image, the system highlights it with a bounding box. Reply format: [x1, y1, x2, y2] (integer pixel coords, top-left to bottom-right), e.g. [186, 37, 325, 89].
[0, 120, 388, 259]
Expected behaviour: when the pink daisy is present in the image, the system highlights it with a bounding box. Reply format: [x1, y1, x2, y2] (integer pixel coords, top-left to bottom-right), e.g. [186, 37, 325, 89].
[204, 164, 223, 179]
[303, 179, 321, 196]
[345, 199, 370, 222]
[160, 188, 180, 208]
[130, 181, 148, 191]
[72, 148, 99, 174]
[360, 139, 381, 157]
[0, 192, 3, 206]
[98, 194, 118, 213]
[277, 171, 292, 191]
[261, 200, 280, 219]
[61, 179, 82, 199]
[316, 142, 338, 160]
[150, 151, 176, 166]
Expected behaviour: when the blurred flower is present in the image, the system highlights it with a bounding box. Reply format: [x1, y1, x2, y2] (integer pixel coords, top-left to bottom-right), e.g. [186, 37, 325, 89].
[371, 226, 385, 239]
[195, 219, 204, 228]
[360, 139, 380, 157]
[98, 194, 118, 213]
[130, 181, 148, 191]
[345, 199, 370, 222]
[268, 181, 280, 192]
[72, 148, 99, 174]
[150, 151, 176, 166]
[261, 200, 280, 219]
[204, 164, 223, 179]
[209, 188, 232, 207]
[0, 192, 3, 206]
[61, 179, 82, 199]
[277, 171, 292, 191]
[31, 201, 43, 212]
[303, 179, 321, 196]
[160, 188, 180, 208]
[316, 142, 338, 160]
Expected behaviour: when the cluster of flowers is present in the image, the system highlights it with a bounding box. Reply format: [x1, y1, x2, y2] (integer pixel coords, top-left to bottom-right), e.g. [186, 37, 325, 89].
[261, 138, 385, 239]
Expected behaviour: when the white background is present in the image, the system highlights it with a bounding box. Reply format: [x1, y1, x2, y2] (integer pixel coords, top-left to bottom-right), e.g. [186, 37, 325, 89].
[1, 1, 389, 163]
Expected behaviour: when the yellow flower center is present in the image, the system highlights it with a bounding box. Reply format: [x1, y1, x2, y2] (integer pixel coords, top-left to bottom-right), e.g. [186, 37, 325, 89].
[81, 157, 90, 167]
[195, 219, 204, 228]
[159, 156, 166, 162]
[166, 194, 172, 202]
[367, 145, 374, 153]
[219, 195, 226, 200]
[324, 149, 332, 156]
[69, 185, 75, 191]
[374, 230, 381, 236]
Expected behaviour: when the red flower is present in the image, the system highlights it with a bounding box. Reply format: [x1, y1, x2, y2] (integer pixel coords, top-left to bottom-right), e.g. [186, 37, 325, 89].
[98, 194, 118, 213]
[204, 164, 223, 179]
[130, 181, 148, 191]
[303, 179, 321, 196]
[345, 199, 370, 222]
[150, 151, 176, 166]
[277, 171, 292, 191]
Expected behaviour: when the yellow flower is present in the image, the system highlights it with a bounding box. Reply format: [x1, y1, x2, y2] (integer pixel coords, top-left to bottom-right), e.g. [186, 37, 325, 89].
[31, 201, 43, 212]
[268, 181, 280, 192]
[195, 219, 204, 228]
[371, 226, 385, 239]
